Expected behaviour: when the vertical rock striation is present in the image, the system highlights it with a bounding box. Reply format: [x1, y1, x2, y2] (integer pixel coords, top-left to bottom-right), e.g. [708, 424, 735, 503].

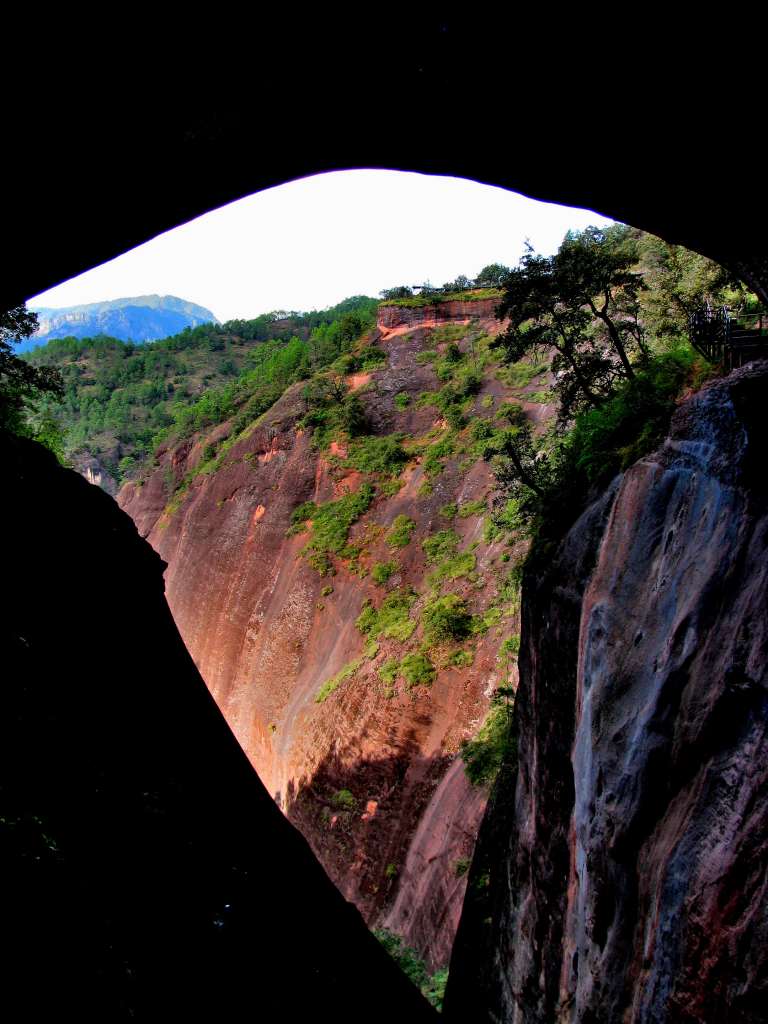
[447, 362, 768, 1022]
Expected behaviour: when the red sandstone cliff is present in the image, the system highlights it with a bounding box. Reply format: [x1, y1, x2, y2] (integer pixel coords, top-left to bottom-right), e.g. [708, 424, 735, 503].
[377, 296, 500, 329]
[446, 363, 768, 1022]
[118, 306, 530, 968]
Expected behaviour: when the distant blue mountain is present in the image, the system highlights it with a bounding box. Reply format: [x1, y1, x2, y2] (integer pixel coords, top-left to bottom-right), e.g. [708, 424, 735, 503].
[22, 294, 218, 351]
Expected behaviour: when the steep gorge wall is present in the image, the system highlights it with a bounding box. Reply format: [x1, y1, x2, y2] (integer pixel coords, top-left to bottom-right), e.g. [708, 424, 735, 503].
[118, 309, 523, 967]
[446, 363, 768, 1022]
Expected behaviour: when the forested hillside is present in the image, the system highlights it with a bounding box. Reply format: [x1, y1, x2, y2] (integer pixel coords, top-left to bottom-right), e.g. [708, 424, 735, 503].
[23, 296, 378, 481]
[26, 294, 217, 349]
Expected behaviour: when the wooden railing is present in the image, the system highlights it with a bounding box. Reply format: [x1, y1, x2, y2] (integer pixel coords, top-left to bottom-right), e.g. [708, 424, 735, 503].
[689, 305, 768, 371]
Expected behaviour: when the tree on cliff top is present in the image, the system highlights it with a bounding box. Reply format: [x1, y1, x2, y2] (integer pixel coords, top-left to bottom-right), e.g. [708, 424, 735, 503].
[491, 226, 647, 422]
[380, 286, 413, 300]
[475, 263, 510, 288]
[0, 306, 64, 435]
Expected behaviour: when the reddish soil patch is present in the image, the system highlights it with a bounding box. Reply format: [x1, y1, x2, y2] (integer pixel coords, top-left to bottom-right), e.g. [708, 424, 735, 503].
[347, 372, 372, 392]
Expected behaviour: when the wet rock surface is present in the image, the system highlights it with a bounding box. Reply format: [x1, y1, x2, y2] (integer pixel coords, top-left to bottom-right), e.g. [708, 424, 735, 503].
[446, 363, 768, 1022]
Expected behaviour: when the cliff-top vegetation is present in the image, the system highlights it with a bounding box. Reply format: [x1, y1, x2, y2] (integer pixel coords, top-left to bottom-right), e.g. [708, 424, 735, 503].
[487, 224, 751, 551]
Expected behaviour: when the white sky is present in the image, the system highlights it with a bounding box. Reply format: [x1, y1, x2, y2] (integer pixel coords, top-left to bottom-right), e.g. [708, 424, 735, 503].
[30, 170, 613, 322]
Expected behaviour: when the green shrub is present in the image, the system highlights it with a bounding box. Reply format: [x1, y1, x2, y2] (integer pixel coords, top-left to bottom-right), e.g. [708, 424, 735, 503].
[448, 649, 474, 668]
[320, 585, 334, 597]
[458, 499, 486, 518]
[371, 561, 397, 585]
[394, 392, 410, 410]
[422, 530, 459, 563]
[481, 606, 503, 630]
[422, 432, 455, 478]
[373, 929, 449, 1011]
[499, 634, 520, 664]
[430, 323, 467, 345]
[439, 502, 457, 519]
[364, 639, 380, 659]
[467, 417, 503, 457]
[315, 658, 362, 703]
[424, 969, 449, 1013]
[387, 514, 416, 549]
[526, 390, 555, 404]
[356, 344, 387, 370]
[291, 500, 316, 525]
[497, 357, 549, 389]
[300, 483, 375, 574]
[427, 551, 476, 587]
[444, 403, 466, 429]
[379, 287, 500, 308]
[345, 434, 409, 475]
[461, 702, 516, 786]
[400, 651, 436, 687]
[454, 857, 470, 876]
[422, 594, 473, 645]
[379, 476, 403, 497]
[422, 529, 476, 585]
[356, 588, 417, 642]
[379, 658, 400, 685]
[331, 788, 357, 810]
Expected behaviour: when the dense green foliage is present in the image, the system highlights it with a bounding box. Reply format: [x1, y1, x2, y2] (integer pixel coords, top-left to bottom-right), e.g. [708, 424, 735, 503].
[386, 514, 416, 549]
[461, 697, 516, 786]
[294, 483, 376, 575]
[22, 296, 377, 479]
[373, 928, 448, 1011]
[345, 434, 409, 475]
[0, 307, 65, 456]
[371, 561, 398, 585]
[399, 651, 436, 687]
[356, 588, 417, 643]
[421, 593, 473, 645]
[492, 226, 649, 422]
[488, 225, 742, 546]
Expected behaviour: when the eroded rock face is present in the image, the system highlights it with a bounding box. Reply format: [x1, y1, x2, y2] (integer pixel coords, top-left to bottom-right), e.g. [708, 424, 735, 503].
[446, 363, 768, 1022]
[377, 297, 500, 329]
[118, 313, 516, 968]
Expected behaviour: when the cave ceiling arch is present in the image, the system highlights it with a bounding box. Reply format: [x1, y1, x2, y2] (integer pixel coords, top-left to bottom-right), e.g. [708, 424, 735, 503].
[6, 18, 765, 311]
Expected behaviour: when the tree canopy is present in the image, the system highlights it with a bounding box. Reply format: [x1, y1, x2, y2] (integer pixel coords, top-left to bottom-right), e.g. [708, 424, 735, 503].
[0, 306, 64, 434]
[486, 224, 745, 541]
[491, 226, 648, 422]
[475, 263, 511, 288]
